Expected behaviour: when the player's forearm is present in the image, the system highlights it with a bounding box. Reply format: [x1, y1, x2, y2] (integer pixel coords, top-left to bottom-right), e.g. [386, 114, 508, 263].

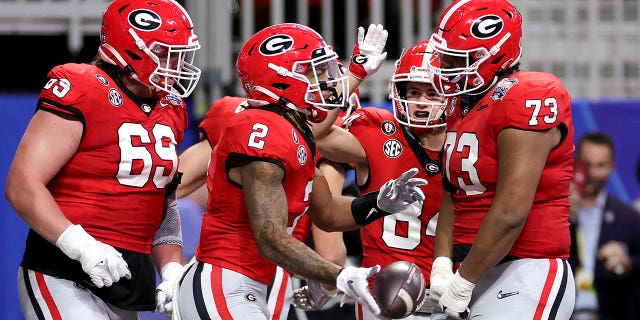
[5, 176, 71, 244]
[347, 72, 363, 96]
[177, 140, 211, 198]
[434, 192, 455, 258]
[255, 229, 342, 286]
[152, 243, 184, 270]
[312, 225, 347, 267]
[308, 195, 363, 232]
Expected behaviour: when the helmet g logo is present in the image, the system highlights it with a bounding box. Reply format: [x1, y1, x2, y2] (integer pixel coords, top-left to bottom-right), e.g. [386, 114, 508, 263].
[259, 35, 294, 56]
[470, 15, 503, 39]
[128, 9, 162, 31]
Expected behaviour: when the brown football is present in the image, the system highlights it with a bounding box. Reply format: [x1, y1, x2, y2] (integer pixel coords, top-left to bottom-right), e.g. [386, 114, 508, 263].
[373, 261, 426, 319]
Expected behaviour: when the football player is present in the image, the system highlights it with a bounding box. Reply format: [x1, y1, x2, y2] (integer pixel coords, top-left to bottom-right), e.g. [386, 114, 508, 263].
[173, 23, 427, 319]
[426, 0, 576, 319]
[313, 39, 450, 320]
[6, 0, 201, 318]
[175, 95, 351, 319]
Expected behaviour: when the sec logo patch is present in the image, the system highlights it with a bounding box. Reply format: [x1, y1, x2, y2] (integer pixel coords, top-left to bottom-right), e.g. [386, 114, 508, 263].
[383, 139, 402, 158]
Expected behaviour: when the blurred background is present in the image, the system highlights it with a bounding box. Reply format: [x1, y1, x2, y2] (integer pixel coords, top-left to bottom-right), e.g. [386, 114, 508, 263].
[1, 0, 639, 318]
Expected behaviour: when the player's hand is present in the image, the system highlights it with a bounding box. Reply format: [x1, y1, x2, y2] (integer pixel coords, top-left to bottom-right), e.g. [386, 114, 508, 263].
[349, 24, 388, 80]
[292, 278, 338, 311]
[438, 271, 474, 319]
[377, 168, 427, 214]
[156, 262, 183, 314]
[56, 224, 131, 288]
[336, 265, 382, 315]
[429, 257, 455, 308]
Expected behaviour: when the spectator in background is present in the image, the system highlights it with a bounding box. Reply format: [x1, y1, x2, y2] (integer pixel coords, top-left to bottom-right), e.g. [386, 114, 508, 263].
[569, 132, 640, 320]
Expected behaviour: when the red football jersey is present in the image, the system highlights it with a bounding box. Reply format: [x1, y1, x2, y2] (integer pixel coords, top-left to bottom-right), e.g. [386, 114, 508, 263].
[198, 97, 312, 243]
[196, 108, 316, 284]
[343, 108, 442, 284]
[443, 71, 574, 259]
[38, 63, 187, 253]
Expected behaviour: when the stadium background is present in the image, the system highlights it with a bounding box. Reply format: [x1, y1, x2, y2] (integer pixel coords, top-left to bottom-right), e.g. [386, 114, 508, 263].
[1, 0, 639, 318]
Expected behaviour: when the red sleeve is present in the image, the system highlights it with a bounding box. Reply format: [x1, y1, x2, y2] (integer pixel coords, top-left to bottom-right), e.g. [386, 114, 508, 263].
[488, 74, 571, 135]
[37, 64, 92, 119]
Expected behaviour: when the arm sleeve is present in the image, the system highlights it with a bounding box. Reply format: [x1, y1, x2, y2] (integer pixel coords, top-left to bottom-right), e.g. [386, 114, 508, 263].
[153, 190, 183, 247]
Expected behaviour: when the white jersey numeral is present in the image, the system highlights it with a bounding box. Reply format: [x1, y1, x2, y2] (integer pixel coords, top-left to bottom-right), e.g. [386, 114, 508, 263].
[381, 210, 438, 250]
[525, 98, 558, 126]
[248, 123, 269, 149]
[444, 131, 487, 196]
[44, 78, 71, 98]
[117, 123, 177, 188]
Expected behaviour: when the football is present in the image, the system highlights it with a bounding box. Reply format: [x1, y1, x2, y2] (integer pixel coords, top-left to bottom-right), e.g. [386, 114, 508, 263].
[373, 261, 426, 319]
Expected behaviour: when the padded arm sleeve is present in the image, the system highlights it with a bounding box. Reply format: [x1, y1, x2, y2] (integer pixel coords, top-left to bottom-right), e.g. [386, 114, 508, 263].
[153, 191, 183, 247]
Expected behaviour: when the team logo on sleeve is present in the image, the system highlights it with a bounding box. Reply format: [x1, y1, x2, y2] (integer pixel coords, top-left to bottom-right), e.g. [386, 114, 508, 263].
[108, 88, 123, 107]
[297, 145, 308, 165]
[383, 139, 402, 158]
[491, 78, 518, 101]
[381, 121, 396, 135]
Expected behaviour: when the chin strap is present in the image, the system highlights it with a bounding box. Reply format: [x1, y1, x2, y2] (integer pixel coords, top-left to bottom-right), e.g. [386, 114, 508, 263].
[251, 86, 312, 117]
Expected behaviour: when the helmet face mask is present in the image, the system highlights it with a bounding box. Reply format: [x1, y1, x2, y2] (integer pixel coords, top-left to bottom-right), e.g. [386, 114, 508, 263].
[390, 40, 447, 131]
[427, 0, 523, 97]
[298, 51, 346, 112]
[99, 0, 201, 98]
[237, 23, 349, 123]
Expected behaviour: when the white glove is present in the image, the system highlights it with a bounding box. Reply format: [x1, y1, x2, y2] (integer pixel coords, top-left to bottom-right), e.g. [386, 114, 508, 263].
[156, 261, 183, 314]
[438, 271, 474, 319]
[292, 278, 338, 311]
[349, 24, 388, 80]
[429, 257, 454, 308]
[56, 224, 131, 288]
[377, 168, 427, 214]
[336, 265, 381, 315]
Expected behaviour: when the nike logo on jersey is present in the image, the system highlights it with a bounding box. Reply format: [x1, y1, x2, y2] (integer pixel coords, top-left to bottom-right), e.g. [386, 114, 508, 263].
[476, 104, 488, 111]
[347, 280, 360, 297]
[365, 208, 377, 221]
[496, 290, 519, 299]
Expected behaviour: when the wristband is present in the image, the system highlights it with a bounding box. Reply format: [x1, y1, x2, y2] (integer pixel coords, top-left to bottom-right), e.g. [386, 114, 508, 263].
[351, 192, 391, 226]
